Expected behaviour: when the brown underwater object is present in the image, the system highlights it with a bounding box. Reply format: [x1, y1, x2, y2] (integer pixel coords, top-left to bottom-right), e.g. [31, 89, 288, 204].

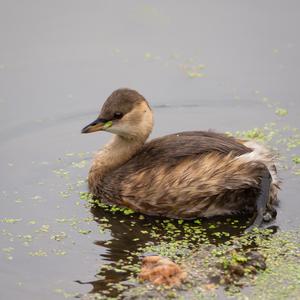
[138, 256, 187, 286]
[82, 88, 280, 228]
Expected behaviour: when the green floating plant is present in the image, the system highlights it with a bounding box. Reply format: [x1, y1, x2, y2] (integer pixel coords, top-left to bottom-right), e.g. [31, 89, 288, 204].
[275, 108, 288, 116]
[292, 156, 300, 164]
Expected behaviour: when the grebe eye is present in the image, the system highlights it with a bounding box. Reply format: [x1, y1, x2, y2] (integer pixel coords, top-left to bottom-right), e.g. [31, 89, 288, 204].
[113, 112, 123, 119]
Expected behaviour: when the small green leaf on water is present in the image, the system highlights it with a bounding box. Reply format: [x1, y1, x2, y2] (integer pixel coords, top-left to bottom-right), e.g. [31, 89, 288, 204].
[53, 249, 67, 256]
[2, 247, 14, 253]
[53, 169, 70, 178]
[2, 247, 14, 260]
[292, 156, 300, 164]
[54, 288, 80, 298]
[123, 208, 135, 215]
[65, 152, 75, 157]
[115, 268, 127, 273]
[19, 234, 33, 245]
[51, 232, 67, 241]
[71, 160, 87, 169]
[212, 231, 222, 238]
[36, 224, 50, 233]
[144, 52, 152, 60]
[0, 218, 22, 224]
[187, 71, 205, 78]
[238, 128, 266, 141]
[78, 229, 91, 235]
[275, 108, 288, 116]
[29, 250, 47, 257]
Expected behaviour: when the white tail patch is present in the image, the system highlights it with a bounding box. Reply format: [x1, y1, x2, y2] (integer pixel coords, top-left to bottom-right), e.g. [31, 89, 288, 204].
[238, 140, 280, 190]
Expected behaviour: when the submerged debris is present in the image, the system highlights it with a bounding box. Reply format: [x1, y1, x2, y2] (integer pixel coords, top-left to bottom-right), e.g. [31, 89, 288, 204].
[216, 249, 266, 285]
[139, 256, 187, 287]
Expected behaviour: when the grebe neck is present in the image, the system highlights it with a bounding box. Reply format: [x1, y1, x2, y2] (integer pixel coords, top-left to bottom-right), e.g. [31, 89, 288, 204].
[88, 135, 147, 192]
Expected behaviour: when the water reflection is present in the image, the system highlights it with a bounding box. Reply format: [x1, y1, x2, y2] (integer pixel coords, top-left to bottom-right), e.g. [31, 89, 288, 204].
[77, 204, 277, 297]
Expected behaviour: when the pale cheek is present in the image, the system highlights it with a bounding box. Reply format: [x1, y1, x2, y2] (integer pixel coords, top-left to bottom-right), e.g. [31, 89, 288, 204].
[106, 124, 135, 135]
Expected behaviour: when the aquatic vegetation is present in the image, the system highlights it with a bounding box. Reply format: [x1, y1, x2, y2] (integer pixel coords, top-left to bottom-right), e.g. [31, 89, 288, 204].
[29, 249, 48, 257]
[122, 228, 300, 300]
[53, 249, 67, 256]
[54, 288, 80, 299]
[53, 168, 70, 178]
[0, 218, 22, 224]
[71, 160, 88, 169]
[35, 224, 50, 233]
[18, 234, 33, 246]
[292, 156, 300, 164]
[247, 230, 300, 299]
[2, 247, 14, 260]
[144, 52, 160, 60]
[79, 184, 300, 299]
[275, 108, 288, 117]
[235, 124, 277, 143]
[50, 232, 67, 241]
[180, 63, 206, 78]
[77, 229, 91, 235]
[81, 192, 136, 216]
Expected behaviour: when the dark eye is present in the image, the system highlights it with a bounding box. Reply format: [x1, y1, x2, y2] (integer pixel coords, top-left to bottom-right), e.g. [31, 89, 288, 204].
[113, 112, 123, 119]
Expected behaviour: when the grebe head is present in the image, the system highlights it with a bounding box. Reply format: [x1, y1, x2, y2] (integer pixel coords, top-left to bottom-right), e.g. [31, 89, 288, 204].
[82, 88, 153, 141]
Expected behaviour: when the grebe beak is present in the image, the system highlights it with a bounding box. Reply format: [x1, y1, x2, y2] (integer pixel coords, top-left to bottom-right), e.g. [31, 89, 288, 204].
[81, 118, 112, 134]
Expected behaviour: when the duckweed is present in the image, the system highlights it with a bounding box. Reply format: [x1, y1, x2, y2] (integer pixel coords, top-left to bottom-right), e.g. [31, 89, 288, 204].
[78, 229, 91, 235]
[292, 156, 300, 164]
[53, 168, 70, 178]
[71, 160, 88, 169]
[236, 128, 267, 141]
[53, 249, 67, 256]
[0, 218, 22, 224]
[275, 108, 288, 116]
[122, 228, 300, 299]
[29, 250, 48, 257]
[51, 232, 67, 241]
[35, 224, 50, 233]
[2, 247, 14, 260]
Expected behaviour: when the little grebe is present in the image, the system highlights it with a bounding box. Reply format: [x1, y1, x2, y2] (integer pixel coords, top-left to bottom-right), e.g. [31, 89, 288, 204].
[82, 88, 280, 227]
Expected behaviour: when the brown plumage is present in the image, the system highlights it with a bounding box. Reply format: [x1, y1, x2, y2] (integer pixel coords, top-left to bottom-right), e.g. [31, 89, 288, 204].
[82, 88, 280, 222]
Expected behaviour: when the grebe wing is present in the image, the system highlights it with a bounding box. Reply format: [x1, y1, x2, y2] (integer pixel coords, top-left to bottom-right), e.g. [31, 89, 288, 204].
[133, 131, 251, 166]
